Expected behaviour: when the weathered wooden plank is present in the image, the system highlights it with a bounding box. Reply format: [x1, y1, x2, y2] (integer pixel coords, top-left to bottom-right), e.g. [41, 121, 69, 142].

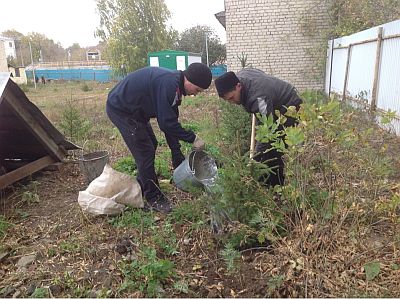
[0, 115, 28, 130]
[0, 100, 14, 116]
[0, 155, 56, 189]
[371, 27, 383, 112]
[0, 130, 45, 159]
[342, 45, 353, 102]
[0, 131, 39, 141]
[0, 144, 46, 158]
[2, 89, 65, 161]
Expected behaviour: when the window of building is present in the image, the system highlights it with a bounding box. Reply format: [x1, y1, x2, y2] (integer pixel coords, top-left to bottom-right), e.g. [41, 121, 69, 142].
[9, 42, 12, 48]
[15, 68, 20, 77]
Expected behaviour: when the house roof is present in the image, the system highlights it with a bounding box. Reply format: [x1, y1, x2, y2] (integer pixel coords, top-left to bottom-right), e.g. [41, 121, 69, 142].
[215, 11, 226, 29]
[0, 36, 14, 42]
[148, 49, 202, 57]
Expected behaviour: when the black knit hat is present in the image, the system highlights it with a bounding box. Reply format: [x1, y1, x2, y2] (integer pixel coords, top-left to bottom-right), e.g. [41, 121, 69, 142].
[215, 71, 240, 97]
[183, 63, 212, 89]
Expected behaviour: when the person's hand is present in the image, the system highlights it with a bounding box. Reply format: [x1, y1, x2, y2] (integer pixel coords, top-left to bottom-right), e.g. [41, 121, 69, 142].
[172, 152, 185, 169]
[192, 136, 205, 151]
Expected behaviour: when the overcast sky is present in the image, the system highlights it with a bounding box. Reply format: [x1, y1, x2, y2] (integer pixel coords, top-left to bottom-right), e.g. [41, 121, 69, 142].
[0, 0, 226, 48]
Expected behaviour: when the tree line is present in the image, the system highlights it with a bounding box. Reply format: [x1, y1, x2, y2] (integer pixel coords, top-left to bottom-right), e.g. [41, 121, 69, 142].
[1, 29, 103, 67]
[3, 0, 399, 75]
[95, 0, 226, 75]
[2, 0, 226, 75]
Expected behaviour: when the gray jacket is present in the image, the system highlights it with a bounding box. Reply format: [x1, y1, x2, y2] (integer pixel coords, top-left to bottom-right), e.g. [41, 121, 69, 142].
[237, 68, 302, 117]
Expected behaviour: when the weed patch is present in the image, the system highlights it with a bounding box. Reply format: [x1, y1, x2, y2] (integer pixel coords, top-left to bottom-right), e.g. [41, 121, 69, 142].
[30, 287, 49, 298]
[155, 150, 172, 179]
[118, 248, 175, 297]
[0, 216, 11, 237]
[169, 200, 207, 224]
[109, 209, 155, 230]
[113, 156, 137, 176]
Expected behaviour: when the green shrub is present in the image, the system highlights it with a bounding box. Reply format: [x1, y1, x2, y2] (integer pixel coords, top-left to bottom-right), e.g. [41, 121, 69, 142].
[213, 89, 398, 248]
[118, 248, 175, 297]
[59, 102, 91, 143]
[219, 100, 251, 155]
[220, 243, 241, 274]
[211, 152, 284, 244]
[81, 83, 92, 92]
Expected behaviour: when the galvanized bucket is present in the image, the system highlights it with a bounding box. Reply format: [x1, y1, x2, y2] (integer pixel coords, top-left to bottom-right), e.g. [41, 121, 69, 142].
[173, 150, 218, 192]
[78, 150, 109, 183]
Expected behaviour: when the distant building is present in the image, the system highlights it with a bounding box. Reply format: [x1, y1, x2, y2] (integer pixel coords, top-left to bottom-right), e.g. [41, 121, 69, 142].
[86, 49, 101, 61]
[0, 42, 8, 72]
[8, 65, 27, 85]
[0, 36, 17, 59]
[147, 50, 202, 71]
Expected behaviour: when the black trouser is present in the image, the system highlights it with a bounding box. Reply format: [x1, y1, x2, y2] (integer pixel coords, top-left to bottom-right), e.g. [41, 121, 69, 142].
[254, 105, 301, 187]
[106, 104, 161, 201]
[254, 138, 285, 187]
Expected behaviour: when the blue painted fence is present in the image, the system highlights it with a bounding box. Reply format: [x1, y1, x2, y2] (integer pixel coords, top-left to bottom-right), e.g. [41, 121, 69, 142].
[26, 69, 115, 83]
[26, 64, 226, 83]
[210, 64, 227, 77]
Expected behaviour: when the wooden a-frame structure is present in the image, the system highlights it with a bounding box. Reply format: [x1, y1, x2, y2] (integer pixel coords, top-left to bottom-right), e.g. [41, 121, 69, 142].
[0, 72, 78, 189]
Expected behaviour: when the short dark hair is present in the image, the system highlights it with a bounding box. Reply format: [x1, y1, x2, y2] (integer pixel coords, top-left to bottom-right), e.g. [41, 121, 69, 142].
[214, 71, 240, 97]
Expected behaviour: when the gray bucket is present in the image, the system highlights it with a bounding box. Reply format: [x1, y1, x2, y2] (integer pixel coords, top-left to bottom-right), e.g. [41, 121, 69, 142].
[173, 150, 218, 192]
[78, 150, 109, 183]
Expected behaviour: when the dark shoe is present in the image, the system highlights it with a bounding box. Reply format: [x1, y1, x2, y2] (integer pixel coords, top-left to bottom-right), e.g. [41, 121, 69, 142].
[145, 195, 172, 214]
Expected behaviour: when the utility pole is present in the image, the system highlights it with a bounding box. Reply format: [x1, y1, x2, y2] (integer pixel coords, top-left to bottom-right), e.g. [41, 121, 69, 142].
[29, 41, 37, 90]
[18, 40, 24, 67]
[205, 32, 209, 67]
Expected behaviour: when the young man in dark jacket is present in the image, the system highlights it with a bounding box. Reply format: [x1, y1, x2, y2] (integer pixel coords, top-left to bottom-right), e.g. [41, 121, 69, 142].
[106, 63, 212, 213]
[215, 68, 302, 187]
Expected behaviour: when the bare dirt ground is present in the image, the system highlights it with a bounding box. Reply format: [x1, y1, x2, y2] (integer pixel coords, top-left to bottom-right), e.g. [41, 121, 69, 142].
[0, 162, 273, 298]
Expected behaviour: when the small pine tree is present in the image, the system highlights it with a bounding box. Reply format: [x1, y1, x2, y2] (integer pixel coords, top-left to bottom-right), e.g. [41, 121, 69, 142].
[59, 102, 91, 143]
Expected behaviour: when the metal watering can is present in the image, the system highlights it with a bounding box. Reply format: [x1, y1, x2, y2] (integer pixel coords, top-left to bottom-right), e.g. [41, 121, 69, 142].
[173, 150, 218, 192]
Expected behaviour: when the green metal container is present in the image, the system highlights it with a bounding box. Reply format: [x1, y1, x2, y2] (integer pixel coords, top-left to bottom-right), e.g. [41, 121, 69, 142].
[147, 50, 202, 71]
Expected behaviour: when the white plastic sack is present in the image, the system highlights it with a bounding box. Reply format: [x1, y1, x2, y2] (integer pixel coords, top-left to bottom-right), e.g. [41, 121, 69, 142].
[78, 190, 126, 215]
[78, 164, 144, 215]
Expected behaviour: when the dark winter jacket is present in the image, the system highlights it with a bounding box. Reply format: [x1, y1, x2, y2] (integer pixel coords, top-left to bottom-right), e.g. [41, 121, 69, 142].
[237, 68, 302, 118]
[106, 67, 196, 143]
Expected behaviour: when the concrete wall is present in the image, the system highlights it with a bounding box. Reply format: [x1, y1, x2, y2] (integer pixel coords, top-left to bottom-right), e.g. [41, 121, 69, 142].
[9, 66, 28, 85]
[225, 0, 332, 91]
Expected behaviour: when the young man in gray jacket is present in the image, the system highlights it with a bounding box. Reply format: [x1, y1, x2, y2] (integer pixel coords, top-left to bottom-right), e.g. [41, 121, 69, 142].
[215, 68, 302, 187]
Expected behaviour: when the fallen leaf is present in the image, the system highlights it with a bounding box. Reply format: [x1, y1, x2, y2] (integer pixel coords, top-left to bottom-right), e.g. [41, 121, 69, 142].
[364, 261, 380, 281]
[192, 264, 202, 271]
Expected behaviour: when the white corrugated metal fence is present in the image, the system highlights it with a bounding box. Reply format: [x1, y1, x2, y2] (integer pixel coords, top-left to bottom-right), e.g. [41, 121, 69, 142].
[325, 19, 400, 135]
